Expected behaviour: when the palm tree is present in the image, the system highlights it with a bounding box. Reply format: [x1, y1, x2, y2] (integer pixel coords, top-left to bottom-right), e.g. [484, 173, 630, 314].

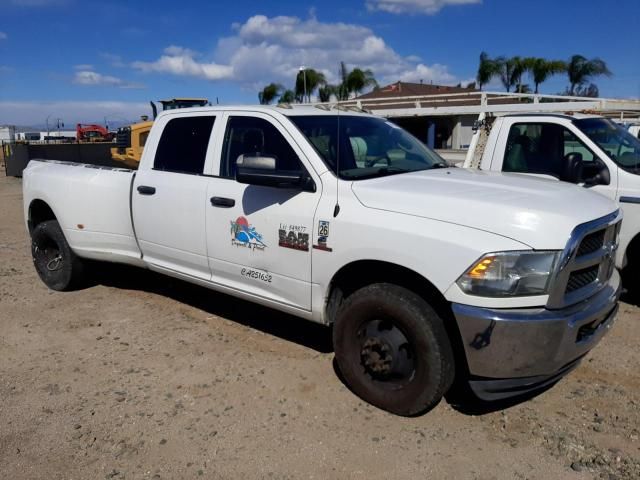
[258, 83, 283, 105]
[279, 89, 296, 104]
[566, 55, 611, 96]
[495, 56, 533, 93]
[476, 52, 499, 91]
[318, 84, 336, 102]
[345, 68, 378, 97]
[526, 58, 567, 94]
[295, 68, 326, 103]
[335, 61, 350, 100]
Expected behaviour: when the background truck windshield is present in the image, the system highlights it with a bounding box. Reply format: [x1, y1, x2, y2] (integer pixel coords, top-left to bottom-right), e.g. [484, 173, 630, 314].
[575, 118, 640, 172]
[289, 115, 446, 180]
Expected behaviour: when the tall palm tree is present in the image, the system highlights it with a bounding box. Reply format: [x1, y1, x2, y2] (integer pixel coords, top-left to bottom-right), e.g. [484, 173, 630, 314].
[494, 56, 514, 92]
[510, 56, 528, 92]
[258, 83, 283, 105]
[526, 58, 567, 94]
[279, 89, 296, 104]
[335, 61, 350, 100]
[566, 55, 611, 95]
[295, 68, 326, 103]
[494, 56, 532, 93]
[345, 68, 378, 97]
[476, 52, 499, 91]
[318, 84, 336, 103]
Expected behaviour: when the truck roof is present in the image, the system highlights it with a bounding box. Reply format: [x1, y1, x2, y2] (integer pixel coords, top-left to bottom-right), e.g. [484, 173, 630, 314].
[502, 112, 603, 121]
[156, 104, 374, 119]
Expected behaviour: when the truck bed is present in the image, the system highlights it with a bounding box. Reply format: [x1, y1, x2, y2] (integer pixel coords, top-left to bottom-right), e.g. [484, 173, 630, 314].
[23, 159, 143, 264]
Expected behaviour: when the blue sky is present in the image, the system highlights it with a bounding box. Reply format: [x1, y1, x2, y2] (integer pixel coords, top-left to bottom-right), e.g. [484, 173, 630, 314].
[0, 0, 638, 126]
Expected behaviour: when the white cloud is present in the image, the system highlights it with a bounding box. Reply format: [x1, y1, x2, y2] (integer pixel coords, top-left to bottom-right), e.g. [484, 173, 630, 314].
[132, 15, 465, 90]
[131, 45, 233, 81]
[72, 70, 144, 89]
[367, 0, 481, 14]
[0, 101, 150, 126]
[73, 64, 94, 70]
[397, 63, 457, 83]
[0, 32, 7, 40]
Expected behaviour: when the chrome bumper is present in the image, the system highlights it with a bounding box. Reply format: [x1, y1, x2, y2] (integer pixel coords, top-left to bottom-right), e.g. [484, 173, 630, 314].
[451, 270, 621, 401]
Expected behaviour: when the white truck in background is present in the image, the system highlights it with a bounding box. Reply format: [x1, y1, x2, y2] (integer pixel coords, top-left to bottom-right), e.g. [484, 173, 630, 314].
[23, 105, 622, 416]
[462, 113, 640, 291]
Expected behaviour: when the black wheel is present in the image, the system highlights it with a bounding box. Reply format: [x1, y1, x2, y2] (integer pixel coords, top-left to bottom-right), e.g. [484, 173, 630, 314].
[333, 283, 454, 416]
[31, 220, 85, 291]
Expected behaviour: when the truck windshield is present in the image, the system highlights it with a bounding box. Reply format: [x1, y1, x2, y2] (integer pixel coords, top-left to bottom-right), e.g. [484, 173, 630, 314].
[575, 118, 640, 173]
[289, 115, 446, 180]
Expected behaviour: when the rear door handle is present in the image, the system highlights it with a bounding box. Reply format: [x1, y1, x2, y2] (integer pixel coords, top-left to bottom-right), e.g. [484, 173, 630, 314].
[137, 185, 156, 195]
[210, 197, 235, 208]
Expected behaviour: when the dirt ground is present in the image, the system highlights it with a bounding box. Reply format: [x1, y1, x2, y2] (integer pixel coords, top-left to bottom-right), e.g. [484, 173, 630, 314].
[1, 172, 639, 480]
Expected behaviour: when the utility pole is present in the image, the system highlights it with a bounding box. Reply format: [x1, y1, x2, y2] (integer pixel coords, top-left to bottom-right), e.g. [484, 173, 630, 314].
[299, 66, 307, 103]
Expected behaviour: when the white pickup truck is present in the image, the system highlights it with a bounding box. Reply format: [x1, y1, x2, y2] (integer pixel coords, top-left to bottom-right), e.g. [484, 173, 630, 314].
[23, 105, 622, 416]
[463, 113, 640, 290]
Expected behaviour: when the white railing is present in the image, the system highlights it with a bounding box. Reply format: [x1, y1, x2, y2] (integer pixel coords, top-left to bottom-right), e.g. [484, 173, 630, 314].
[314, 91, 640, 118]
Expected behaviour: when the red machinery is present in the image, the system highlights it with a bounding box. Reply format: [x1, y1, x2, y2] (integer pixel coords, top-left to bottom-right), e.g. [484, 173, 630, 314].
[76, 123, 115, 142]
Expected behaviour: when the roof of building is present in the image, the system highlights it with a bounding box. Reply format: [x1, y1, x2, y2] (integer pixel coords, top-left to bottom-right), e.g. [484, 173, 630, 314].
[356, 81, 477, 100]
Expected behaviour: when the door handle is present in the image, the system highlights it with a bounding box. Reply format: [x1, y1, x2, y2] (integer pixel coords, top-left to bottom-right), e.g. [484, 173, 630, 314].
[137, 185, 156, 195]
[210, 197, 235, 208]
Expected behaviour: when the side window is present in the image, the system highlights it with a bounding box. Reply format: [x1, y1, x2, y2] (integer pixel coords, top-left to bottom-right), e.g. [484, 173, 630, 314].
[139, 130, 149, 148]
[503, 122, 595, 178]
[562, 129, 595, 162]
[154, 116, 215, 174]
[221, 116, 303, 178]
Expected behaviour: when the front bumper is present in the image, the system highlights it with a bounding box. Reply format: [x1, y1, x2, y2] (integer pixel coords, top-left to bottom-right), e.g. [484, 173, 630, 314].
[451, 270, 621, 401]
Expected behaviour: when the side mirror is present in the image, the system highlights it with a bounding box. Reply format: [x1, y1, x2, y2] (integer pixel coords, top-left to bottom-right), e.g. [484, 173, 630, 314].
[584, 158, 611, 187]
[236, 155, 316, 192]
[562, 152, 583, 183]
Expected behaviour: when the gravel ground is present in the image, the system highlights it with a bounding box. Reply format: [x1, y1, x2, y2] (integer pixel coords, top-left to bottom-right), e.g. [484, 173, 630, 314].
[1, 172, 639, 480]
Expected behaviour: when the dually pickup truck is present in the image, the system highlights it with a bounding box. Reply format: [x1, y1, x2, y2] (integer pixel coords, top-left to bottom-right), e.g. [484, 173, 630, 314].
[24, 105, 622, 416]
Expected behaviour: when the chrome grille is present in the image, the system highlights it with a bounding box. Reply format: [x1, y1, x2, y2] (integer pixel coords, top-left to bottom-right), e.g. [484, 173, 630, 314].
[566, 266, 599, 294]
[547, 211, 621, 309]
[577, 229, 605, 257]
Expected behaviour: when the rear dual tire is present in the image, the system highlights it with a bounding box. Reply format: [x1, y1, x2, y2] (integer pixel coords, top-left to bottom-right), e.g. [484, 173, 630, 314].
[333, 283, 455, 416]
[31, 220, 85, 291]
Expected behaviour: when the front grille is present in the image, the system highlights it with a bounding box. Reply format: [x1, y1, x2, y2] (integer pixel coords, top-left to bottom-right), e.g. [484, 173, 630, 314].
[116, 127, 131, 149]
[577, 229, 605, 257]
[566, 266, 599, 294]
[547, 212, 621, 309]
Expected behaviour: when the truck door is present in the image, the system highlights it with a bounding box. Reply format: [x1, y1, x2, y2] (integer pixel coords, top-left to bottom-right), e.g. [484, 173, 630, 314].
[132, 113, 217, 279]
[493, 118, 618, 201]
[204, 113, 321, 311]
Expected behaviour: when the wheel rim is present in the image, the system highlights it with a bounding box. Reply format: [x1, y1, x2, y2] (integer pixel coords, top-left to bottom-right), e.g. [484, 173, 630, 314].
[33, 236, 63, 273]
[357, 318, 416, 389]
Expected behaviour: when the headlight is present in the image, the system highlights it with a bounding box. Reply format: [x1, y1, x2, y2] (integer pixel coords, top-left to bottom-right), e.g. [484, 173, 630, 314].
[457, 251, 560, 297]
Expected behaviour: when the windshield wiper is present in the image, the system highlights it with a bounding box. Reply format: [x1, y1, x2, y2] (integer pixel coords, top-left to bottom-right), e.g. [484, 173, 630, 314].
[430, 162, 450, 169]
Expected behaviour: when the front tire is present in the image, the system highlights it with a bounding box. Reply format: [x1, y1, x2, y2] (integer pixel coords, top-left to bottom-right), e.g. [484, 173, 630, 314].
[31, 220, 85, 291]
[333, 283, 454, 416]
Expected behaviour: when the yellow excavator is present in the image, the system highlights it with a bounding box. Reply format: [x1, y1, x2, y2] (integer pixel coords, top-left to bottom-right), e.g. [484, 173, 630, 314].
[111, 98, 209, 168]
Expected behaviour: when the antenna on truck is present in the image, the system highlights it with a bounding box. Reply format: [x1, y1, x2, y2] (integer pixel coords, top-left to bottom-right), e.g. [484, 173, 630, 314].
[333, 103, 341, 217]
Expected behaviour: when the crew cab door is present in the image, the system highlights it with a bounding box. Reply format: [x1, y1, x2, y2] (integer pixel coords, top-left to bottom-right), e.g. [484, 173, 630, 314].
[490, 117, 618, 201]
[132, 113, 218, 279]
[204, 112, 321, 311]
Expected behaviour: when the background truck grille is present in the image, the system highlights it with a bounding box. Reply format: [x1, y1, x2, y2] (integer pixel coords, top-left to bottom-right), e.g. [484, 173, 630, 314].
[576, 229, 605, 257]
[566, 266, 599, 293]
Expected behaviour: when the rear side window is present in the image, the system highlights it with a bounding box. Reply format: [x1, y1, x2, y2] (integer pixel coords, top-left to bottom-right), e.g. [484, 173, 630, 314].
[154, 116, 215, 174]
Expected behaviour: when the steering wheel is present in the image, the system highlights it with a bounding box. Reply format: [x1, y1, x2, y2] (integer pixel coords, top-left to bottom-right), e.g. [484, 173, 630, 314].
[364, 155, 391, 168]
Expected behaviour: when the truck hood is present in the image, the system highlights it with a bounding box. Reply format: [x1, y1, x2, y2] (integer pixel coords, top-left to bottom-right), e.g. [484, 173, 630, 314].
[351, 168, 617, 249]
